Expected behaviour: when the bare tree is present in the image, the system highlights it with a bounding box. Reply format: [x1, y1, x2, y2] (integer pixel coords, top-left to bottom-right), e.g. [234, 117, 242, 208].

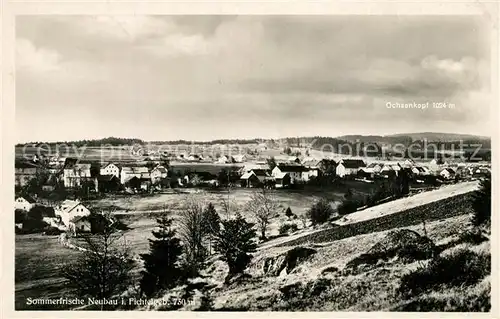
[177, 197, 208, 277]
[246, 189, 279, 240]
[62, 213, 134, 309]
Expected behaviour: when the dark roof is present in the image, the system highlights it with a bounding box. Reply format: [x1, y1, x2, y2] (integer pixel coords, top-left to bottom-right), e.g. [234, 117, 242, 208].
[319, 159, 337, 166]
[97, 174, 119, 182]
[445, 168, 456, 174]
[340, 159, 366, 169]
[251, 169, 271, 176]
[64, 158, 79, 168]
[277, 164, 308, 172]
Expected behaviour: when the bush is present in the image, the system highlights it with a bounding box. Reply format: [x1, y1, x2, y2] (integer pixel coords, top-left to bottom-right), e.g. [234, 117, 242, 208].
[44, 227, 64, 235]
[279, 223, 299, 235]
[307, 199, 335, 225]
[22, 218, 49, 233]
[337, 199, 360, 215]
[472, 176, 491, 227]
[15, 209, 27, 224]
[398, 248, 490, 298]
[457, 228, 488, 245]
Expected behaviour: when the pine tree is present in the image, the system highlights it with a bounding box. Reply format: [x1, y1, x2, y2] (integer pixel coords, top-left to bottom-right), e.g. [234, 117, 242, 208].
[139, 217, 183, 297]
[215, 214, 257, 281]
[203, 202, 221, 255]
[472, 175, 491, 227]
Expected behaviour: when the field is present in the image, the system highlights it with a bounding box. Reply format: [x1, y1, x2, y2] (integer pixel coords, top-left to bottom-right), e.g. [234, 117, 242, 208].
[15, 234, 81, 310]
[15, 180, 481, 310]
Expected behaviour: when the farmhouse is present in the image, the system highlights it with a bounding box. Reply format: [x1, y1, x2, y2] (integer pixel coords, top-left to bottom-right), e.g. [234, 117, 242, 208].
[357, 167, 375, 179]
[150, 165, 168, 184]
[232, 154, 247, 163]
[70, 215, 92, 233]
[440, 168, 456, 180]
[275, 155, 301, 164]
[55, 200, 91, 227]
[402, 159, 415, 168]
[429, 159, 440, 172]
[335, 159, 366, 178]
[100, 163, 120, 178]
[217, 155, 230, 164]
[251, 169, 272, 183]
[274, 172, 291, 188]
[272, 164, 307, 184]
[315, 159, 337, 174]
[120, 166, 149, 184]
[303, 167, 320, 181]
[15, 196, 36, 211]
[63, 160, 92, 188]
[301, 158, 320, 168]
[97, 174, 121, 193]
[188, 154, 201, 161]
[240, 171, 260, 188]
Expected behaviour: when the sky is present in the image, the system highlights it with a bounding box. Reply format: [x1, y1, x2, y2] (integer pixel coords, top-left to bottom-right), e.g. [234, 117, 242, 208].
[16, 15, 491, 143]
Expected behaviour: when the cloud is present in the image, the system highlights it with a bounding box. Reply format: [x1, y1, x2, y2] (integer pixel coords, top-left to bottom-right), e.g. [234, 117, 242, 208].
[77, 16, 176, 41]
[15, 15, 492, 142]
[16, 38, 61, 73]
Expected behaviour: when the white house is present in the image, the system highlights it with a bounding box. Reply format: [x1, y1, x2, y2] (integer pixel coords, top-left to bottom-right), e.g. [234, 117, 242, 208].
[55, 200, 91, 227]
[429, 159, 440, 173]
[151, 165, 168, 183]
[63, 163, 92, 188]
[232, 154, 246, 163]
[272, 164, 307, 184]
[120, 166, 149, 184]
[403, 159, 415, 168]
[71, 216, 92, 233]
[188, 154, 201, 161]
[440, 168, 456, 180]
[217, 155, 230, 164]
[100, 163, 120, 178]
[336, 159, 366, 178]
[15, 196, 36, 211]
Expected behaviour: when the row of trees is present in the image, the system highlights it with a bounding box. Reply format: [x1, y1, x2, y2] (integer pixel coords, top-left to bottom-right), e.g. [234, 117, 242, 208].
[63, 199, 259, 302]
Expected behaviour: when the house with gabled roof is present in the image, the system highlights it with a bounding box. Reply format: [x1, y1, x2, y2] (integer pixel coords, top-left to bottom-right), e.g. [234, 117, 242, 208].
[71, 215, 91, 233]
[274, 172, 291, 188]
[15, 195, 36, 211]
[232, 154, 247, 163]
[150, 165, 168, 184]
[440, 168, 456, 180]
[55, 200, 91, 227]
[97, 174, 121, 193]
[240, 171, 260, 188]
[336, 159, 366, 178]
[100, 163, 120, 178]
[120, 166, 149, 184]
[63, 160, 92, 188]
[272, 164, 307, 184]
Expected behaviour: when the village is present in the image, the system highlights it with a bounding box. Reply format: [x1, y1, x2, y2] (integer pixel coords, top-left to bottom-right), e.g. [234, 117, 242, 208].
[14, 143, 492, 237]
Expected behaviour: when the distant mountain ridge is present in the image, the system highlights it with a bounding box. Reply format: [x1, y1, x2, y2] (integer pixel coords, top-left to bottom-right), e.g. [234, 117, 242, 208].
[17, 132, 490, 147]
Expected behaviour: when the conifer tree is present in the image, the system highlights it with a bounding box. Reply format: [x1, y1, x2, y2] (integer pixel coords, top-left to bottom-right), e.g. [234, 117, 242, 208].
[139, 217, 183, 297]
